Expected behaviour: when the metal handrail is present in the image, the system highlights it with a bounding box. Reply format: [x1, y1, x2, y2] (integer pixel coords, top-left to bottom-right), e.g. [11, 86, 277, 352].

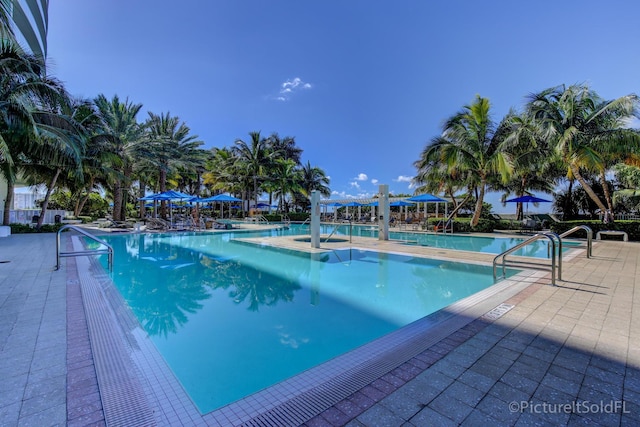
[325, 220, 352, 243]
[56, 225, 113, 271]
[559, 225, 593, 258]
[493, 233, 558, 286]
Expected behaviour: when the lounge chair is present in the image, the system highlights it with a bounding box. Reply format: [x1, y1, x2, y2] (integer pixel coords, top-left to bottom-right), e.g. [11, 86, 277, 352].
[212, 220, 234, 230]
[146, 218, 170, 231]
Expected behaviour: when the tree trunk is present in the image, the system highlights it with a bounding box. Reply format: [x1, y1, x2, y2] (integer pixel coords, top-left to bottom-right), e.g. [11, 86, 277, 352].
[571, 164, 608, 214]
[445, 193, 472, 221]
[112, 179, 123, 221]
[36, 168, 61, 229]
[599, 169, 614, 213]
[159, 169, 167, 219]
[3, 180, 14, 225]
[470, 183, 486, 227]
[75, 177, 95, 217]
[138, 178, 146, 219]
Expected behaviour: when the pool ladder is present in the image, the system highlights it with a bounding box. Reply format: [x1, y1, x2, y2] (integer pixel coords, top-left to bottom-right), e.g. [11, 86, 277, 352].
[56, 225, 113, 271]
[493, 226, 593, 286]
[325, 220, 352, 243]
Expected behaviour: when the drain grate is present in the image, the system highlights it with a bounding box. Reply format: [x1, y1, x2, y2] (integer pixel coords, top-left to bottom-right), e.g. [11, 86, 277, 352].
[482, 303, 515, 320]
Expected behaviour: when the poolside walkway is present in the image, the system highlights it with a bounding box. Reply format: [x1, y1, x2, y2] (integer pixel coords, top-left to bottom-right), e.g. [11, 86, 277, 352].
[0, 231, 638, 426]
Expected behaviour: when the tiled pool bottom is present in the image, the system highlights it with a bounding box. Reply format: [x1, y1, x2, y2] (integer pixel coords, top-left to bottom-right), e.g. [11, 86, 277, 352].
[69, 237, 547, 426]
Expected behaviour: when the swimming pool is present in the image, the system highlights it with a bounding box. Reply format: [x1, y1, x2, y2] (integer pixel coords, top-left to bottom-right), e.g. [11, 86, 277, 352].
[98, 230, 518, 413]
[281, 223, 576, 257]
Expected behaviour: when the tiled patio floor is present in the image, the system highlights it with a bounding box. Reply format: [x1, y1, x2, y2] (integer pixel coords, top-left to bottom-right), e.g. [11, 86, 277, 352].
[0, 230, 638, 426]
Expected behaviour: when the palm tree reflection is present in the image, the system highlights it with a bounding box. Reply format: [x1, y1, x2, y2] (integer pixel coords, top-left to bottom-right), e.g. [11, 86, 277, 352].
[106, 234, 305, 337]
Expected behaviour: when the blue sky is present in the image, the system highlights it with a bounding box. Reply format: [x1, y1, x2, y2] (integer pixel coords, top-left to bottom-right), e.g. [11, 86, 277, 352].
[46, 1, 640, 213]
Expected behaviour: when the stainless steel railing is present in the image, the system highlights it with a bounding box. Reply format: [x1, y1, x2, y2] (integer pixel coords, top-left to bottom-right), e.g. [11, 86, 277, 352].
[56, 225, 113, 271]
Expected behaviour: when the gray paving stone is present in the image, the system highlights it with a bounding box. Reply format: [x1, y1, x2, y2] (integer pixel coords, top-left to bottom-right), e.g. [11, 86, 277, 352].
[429, 393, 473, 424]
[408, 406, 457, 427]
[379, 388, 424, 420]
[499, 370, 538, 396]
[17, 402, 66, 427]
[460, 408, 503, 426]
[356, 403, 405, 427]
[475, 394, 521, 424]
[539, 372, 580, 397]
[489, 381, 530, 404]
[457, 369, 496, 393]
[440, 380, 485, 407]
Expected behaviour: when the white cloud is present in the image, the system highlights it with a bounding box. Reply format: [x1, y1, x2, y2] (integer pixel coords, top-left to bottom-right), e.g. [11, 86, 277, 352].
[350, 181, 361, 189]
[394, 175, 413, 183]
[275, 77, 313, 101]
[371, 178, 379, 185]
[354, 173, 368, 181]
[332, 190, 375, 199]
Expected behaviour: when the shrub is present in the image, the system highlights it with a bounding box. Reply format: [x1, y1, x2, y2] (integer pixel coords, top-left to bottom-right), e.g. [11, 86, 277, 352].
[550, 220, 640, 241]
[8, 223, 65, 234]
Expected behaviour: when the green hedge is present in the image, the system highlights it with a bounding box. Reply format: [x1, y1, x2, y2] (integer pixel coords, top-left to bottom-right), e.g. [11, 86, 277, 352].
[8, 223, 65, 234]
[550, 220, 640, 241]
[423, 217, 500, 233]
[264, 213, 310, 222]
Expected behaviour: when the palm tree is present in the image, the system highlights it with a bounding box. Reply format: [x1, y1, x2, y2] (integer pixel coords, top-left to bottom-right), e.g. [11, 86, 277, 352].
[22, 95, 90, 228]
[415, 95, 512, 226]
[267, 133, 302, 164]
[0, 41, 80, 224]
[93, 94, 144, 221]
[412, 158, 470, 217]
[270, 158, 303, 212]
[496, 111, 560, 219]
[299, 161, 330, 200]
[233, 131, 272, 212]
[526, 84, 640, 215]
[144, 112, 204, 217]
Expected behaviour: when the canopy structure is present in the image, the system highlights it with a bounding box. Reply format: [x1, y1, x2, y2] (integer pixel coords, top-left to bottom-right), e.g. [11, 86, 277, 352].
[139, 190, 194, 220]
[505, 195, 552, 218]
[390, 200, 415, 207]
[407, 193, 447, 203]
[194, 194, 242, 219]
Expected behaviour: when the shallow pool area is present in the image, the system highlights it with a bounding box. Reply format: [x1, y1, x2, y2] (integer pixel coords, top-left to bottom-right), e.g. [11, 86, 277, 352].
[98, 230, 519, 413]
[299, 223, 577, 257]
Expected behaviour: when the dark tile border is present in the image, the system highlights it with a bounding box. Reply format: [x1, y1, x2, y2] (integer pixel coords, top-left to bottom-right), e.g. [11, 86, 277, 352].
[65, 251, 105, 426]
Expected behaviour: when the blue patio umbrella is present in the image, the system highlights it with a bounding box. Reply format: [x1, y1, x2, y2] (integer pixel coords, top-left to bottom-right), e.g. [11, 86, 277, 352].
[198, 194, 241, 203]
[505, 195, 552, 217]
[390, 200, 415, 207]
[342, 201, 364, 207]
[407, 193, 447, 203]
[197, 194, 242, 218]
[505, 195, 552, 204]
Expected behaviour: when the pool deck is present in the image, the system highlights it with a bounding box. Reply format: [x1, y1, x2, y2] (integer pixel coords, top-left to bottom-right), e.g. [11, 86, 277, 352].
[0, 229, 638, 426]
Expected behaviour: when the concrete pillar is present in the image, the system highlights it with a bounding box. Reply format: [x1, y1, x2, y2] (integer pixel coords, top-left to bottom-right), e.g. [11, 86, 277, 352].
[379, 184, 389, 240]
[310, 190, 320, 248]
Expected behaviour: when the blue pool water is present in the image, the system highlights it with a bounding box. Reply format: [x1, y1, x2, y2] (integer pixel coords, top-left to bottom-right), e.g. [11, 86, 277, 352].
[96, 229, 518, 413]
[283, 224, 576, 257]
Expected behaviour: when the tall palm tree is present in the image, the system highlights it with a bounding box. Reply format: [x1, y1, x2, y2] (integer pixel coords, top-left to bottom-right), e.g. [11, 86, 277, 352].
[267, 133, 302, 164]
[415, 95, 512, 226]
[144, 111, 203, 217]
[233, 131, 272, 212]
[93, 94, 144, 221]
[496, 111, 560, 219]
[299, 160, 330, 199]
[0, 41, 78, 224]
[526, 84, 640, 215]
[22, 94, 90, 228]
[412, 158, 470, 217]
[270, 158, 303, 213]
